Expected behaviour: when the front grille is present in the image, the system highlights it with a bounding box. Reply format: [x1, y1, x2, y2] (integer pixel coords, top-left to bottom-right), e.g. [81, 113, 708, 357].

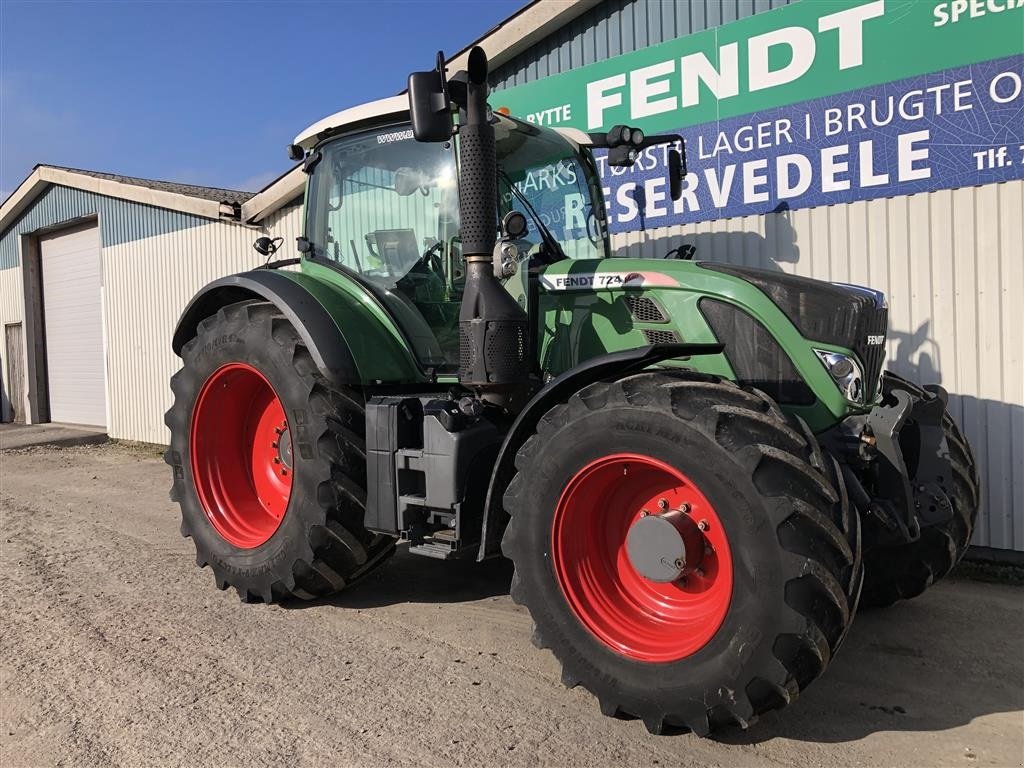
[855, 307, 888, 400]
[624, 295, 668, 323]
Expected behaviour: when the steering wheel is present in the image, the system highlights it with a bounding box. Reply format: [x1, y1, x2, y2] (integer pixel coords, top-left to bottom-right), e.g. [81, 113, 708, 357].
[419, 241, 445, 275]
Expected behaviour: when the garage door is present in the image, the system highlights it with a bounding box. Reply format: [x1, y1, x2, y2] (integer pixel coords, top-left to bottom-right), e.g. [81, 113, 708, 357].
[40, 225, 107, 427]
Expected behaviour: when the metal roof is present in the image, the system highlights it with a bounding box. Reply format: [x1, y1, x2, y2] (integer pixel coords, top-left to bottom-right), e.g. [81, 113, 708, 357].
[0, 165, 252, 235]
[40, 166, 254, 206]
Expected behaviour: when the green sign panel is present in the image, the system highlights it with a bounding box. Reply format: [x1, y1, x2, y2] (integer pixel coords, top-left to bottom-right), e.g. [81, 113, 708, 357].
[491, 0, 1024, 233]
[493, 0, 1024, 135]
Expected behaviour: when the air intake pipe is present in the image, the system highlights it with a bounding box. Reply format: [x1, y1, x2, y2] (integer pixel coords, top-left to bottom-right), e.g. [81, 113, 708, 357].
[456, 47, 530, 407]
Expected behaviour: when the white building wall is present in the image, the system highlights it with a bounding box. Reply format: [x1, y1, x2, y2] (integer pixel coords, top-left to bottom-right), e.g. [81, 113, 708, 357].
[611, 181, 1024, 552]
[99, 203, 304, 445]
[101, 220, 268, 445]
[261, 201, 304, 257]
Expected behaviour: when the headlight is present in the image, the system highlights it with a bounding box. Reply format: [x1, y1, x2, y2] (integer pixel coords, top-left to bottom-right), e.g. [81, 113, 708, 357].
[814, 349, 865, 404]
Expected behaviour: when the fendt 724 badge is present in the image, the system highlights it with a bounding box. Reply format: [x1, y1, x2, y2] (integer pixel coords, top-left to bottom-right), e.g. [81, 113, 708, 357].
[540, 271, 680, 291]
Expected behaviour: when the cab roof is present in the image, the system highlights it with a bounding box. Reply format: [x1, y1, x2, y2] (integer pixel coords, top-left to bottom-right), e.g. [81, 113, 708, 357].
[293, 95, 409, 150]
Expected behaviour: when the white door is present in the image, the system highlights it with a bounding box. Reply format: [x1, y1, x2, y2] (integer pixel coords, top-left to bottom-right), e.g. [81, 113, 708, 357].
[40, 224, 107, 427]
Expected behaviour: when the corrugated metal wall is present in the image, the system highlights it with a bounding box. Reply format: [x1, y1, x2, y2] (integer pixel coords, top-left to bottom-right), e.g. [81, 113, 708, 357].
[0, 267, 26, 420]
[493, 0, 1022, 551]
[102, 218, 280, 444]
[100, 201, 303, 444]
[0, 184, 207, 269]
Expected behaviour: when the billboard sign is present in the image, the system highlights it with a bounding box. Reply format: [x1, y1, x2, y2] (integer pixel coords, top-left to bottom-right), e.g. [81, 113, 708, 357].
[492, 0, 1024, 233]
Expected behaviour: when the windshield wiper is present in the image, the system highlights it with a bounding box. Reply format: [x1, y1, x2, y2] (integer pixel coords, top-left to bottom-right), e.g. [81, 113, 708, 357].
[498, 170, 566, 263]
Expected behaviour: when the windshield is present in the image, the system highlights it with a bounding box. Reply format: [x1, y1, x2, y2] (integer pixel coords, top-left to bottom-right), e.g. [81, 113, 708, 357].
[305, 119, 608, 370]
[495, 117, 608, 262]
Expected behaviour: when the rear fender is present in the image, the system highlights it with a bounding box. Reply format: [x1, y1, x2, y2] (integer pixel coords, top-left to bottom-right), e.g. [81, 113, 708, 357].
[172, 270, 424, 385]
[476, 342, 723, 560]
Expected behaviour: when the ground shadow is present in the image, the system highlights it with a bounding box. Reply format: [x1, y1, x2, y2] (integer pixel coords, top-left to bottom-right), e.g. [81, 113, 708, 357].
[712, 574, 1023, 745]
[280, 546, 513, 611]
[283, 539, 1021, 745]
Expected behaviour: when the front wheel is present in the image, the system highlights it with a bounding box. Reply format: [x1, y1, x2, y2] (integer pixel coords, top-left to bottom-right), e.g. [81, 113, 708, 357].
[502, 372, 862, 736]
[164, 300, 395, 603]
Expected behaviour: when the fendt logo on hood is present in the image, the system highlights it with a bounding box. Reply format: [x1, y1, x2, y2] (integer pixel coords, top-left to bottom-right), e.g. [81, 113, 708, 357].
[867, 335, 885, 345]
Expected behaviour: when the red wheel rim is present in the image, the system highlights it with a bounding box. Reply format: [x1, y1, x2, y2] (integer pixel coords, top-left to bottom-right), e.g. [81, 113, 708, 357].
[190, 363, 293, 549]
[551, 453, 732, 662]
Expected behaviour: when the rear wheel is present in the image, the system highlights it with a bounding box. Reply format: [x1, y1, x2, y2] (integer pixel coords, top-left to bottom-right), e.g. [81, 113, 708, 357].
[502, 372, 862, 735]
[165, 300, 395, 603]
[859, 374, 980, 609]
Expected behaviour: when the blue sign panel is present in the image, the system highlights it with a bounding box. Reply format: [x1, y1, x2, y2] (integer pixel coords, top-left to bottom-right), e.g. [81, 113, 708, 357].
[596, 55, 1024, 234]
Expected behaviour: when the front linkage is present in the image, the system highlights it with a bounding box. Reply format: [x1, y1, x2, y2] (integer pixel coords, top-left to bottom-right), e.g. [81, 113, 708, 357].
[823, 372, 980, 607]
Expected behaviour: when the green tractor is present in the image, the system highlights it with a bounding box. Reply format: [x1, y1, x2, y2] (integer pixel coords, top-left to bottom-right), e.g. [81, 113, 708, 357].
[165, 49, 979, 735]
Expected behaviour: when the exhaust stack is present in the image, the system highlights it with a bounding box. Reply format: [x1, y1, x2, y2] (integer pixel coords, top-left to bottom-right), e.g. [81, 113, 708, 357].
[455, 47, 530, 406]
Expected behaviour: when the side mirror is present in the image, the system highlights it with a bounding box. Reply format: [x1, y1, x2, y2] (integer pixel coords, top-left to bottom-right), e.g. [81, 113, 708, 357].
[286, 144, 304, 161]
[668, 148, 686, 201]
[253, 236, 283, 256]
[408, 52, 452, 142]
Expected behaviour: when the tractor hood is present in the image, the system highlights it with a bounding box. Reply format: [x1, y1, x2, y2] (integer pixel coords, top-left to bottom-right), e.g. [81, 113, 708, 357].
[537, 257, 889, 407]
[698, 262, 889, 402]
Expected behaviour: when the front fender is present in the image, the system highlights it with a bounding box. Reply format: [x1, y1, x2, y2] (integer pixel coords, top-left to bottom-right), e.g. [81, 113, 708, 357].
[476, 342, 723, 560]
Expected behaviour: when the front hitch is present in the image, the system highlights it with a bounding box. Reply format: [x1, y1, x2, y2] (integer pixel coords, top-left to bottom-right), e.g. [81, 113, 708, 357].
[824, 376, 955, 549]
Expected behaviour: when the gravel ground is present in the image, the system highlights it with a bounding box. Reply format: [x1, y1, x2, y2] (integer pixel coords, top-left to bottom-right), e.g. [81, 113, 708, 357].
[1, 442, 1022, 767]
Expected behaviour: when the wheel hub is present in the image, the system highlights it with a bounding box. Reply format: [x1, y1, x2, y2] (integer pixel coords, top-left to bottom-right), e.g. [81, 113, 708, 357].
[625, 507, 707, 583]
[276, 425, 292, 470]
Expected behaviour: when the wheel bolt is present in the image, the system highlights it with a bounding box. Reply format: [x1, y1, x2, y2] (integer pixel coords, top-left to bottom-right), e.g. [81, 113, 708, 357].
[658, 498, 669, 510]
[281, 468, 288, 476]
[678, 502, 691, 514]
[273, 457, 281, 464]
[695, 567, 705, 577]
[697, 519, 709, 531]
[673, 558, 684, 569]
[271, 441, 278, 449]
[639, 509, 649, 518]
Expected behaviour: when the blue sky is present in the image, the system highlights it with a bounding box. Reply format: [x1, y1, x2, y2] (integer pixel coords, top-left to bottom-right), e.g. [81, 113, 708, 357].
[0, 0, 523, 198]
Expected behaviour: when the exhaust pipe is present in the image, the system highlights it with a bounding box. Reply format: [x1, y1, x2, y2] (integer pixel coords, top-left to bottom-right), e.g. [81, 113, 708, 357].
[456, 47, 530, 407]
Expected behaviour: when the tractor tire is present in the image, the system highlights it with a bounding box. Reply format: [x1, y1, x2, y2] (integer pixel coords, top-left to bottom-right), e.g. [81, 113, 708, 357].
[164, 299, 395, 603]
[502, 372, 862, 736]
[859, 374, 981, 609]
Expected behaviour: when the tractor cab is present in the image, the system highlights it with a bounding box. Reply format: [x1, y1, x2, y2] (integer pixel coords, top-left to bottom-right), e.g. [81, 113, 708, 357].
[298, 102, 609, 372]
